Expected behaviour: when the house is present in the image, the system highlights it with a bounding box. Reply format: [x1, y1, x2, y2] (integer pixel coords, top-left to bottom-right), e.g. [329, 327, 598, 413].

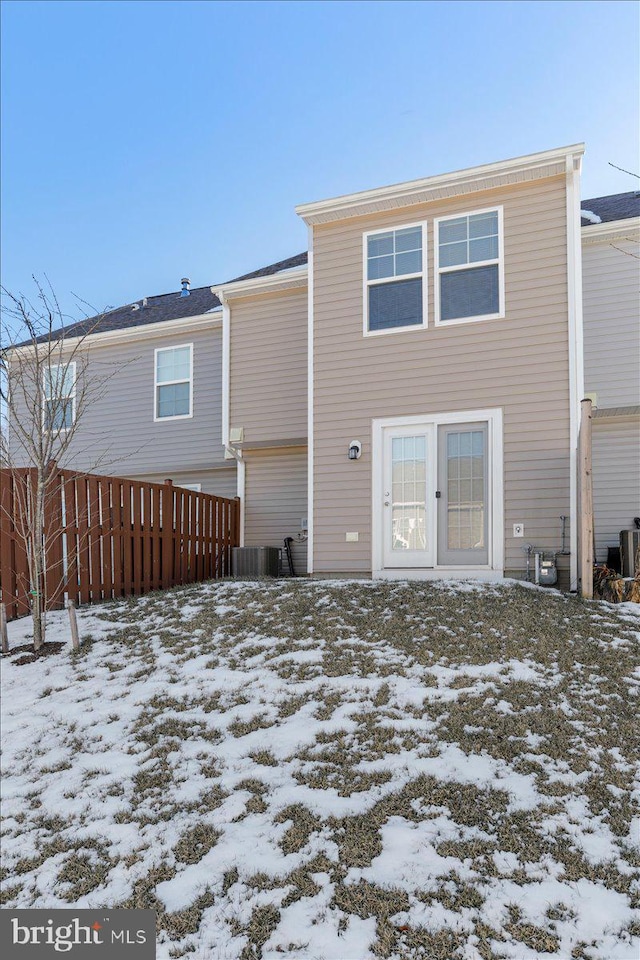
[216, 144, 592, 587]
[5, 254, 304, 500]
[8, 146, 639, 589]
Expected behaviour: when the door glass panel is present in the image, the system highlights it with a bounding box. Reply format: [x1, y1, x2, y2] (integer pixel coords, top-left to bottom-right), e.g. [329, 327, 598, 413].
[391, 435, 427, 551]
[446, 430, 485, 550]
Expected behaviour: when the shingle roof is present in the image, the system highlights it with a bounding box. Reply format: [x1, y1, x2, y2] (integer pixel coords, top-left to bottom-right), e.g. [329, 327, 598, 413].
[581, 191, 640, 227]
[27, 252, 309, 344]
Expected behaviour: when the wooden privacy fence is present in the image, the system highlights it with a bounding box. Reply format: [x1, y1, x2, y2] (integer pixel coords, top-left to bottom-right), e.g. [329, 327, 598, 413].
[0, 467, 240, 621]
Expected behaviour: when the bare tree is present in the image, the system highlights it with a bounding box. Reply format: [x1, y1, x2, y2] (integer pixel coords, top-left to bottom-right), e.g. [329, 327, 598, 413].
[0, 278, 118, 650]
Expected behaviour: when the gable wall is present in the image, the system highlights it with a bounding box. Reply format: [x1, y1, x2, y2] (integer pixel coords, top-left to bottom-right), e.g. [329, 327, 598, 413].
[311, 175, 572, 577]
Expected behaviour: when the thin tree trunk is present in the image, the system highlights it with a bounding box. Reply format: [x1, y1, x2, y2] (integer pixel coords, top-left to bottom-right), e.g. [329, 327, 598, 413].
[32, 469, 46, 649]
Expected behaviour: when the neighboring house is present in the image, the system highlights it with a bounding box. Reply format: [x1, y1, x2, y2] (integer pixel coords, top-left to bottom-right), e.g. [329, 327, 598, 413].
[581, 192, 640, 563]
[8, 146, 638, 588]
[6, 255, 305, 500]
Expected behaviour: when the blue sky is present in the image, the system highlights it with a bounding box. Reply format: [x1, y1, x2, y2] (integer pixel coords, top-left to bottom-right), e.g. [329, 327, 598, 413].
[1, 0, 638, 321]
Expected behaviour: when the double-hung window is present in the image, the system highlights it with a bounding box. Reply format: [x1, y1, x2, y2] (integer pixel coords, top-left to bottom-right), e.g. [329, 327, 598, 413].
[364, 223, 427, 335]
[43, 362, 76, 432]
[435, 207, 504, 324]
[154, 344, 193, 420]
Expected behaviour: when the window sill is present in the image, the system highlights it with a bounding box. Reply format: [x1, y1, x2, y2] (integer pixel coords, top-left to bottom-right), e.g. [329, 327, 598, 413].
[363, 322, 428, 338]
[153, 413, 194, 423]
[435, 311, 505, 328]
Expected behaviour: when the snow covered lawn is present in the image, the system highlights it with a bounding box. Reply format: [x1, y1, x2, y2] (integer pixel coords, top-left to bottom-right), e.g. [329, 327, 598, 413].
[1, 579, 639, 960]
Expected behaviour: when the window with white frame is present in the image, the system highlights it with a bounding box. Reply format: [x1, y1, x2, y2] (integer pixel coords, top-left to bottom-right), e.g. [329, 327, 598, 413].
[436, 208, 503, 323]
[365, 223, 426, 333]
[43, 362, 76, 431]
[155, 344, 193, 420]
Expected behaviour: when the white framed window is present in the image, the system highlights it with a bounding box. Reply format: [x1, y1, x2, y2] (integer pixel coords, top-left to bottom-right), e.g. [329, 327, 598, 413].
[154, 344, 193, 421]
[179, 482, 201, 492]
[435, 206, 504, 325]
[43, 361, 76, 432]
[363, 221, 427, 336]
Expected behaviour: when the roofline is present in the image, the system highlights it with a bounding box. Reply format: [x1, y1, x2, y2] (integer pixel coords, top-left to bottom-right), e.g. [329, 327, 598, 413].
[212, 266, 308, 301]
[6, 310, 223, 357]
[296, 143, 586, 225]
[581, 216, 640, 243]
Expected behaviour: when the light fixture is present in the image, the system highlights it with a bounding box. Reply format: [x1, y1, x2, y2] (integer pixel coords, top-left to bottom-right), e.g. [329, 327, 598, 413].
[348, 440, 362, 460]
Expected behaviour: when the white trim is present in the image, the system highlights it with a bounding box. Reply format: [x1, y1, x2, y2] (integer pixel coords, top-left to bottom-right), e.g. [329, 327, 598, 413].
[581, 216, 640, 244]
[373, 567, 505, 583]
[42, 360, 76, 433]
[566, 152, 584, 591]
[307, 226, 314, 574]
[211, 267, 308, 301]
[434, 206, 505, 326]
[362, 221, 428, 337]
[221, 298, 230, 448]
[178, 482, 201, 492]
[8, 312, 222, 358]
[237, 456, 246, 547]
[153, 342, 193, 422]
[296, 144, 585, 225]
[371, 408, 504, 580]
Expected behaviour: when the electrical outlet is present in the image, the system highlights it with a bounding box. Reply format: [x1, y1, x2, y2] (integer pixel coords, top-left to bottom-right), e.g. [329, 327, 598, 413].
[513, 523, 524, 538]
[345, 532, 359, 542]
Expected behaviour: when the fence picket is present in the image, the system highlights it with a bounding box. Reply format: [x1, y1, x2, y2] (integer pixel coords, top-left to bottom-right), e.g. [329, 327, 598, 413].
[64, 474, 79, 606]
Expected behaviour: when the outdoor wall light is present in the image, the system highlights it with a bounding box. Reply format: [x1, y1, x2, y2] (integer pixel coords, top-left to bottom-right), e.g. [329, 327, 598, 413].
[348, 440, 362, 460]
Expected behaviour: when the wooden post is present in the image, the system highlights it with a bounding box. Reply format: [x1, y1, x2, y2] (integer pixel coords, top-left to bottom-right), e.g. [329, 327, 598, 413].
[67, 599, 80, 652]
[0, 603, 8, 654]
[232, 496, 241, 547]
[579, 398, 594, 599]
[162, 480, 173, 589]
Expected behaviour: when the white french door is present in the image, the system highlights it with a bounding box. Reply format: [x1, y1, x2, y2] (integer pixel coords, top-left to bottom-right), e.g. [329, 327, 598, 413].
[376, 411, 500, 573]
[382, 424, 435, 568]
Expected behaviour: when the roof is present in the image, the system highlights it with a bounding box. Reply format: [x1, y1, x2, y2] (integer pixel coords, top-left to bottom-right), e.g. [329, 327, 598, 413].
[581, 191, 640, 226]
[22, 252, 309, 345]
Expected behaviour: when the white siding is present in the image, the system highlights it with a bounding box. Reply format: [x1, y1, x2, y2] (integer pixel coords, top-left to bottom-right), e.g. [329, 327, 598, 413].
[583, 235, 640, 408]
[592, 418, 640, 562]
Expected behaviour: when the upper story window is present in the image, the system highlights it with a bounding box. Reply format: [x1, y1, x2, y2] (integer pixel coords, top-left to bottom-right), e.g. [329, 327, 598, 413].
[154, 344, 193, 420]
[364, 223, 427, 335]
[43, 362, 76, 432]
[435, 207, 504, 325]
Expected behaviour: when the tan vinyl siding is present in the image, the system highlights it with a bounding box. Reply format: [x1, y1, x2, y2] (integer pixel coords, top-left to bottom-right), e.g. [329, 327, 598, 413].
[312, 176, 571, 577]
[230, 288, 307, 445]
[132, 467, 237, 499]
[243, 448, 308, 574]
[592, 418, 640, 561]
[9, 323, 227, 476]
[583, 235, 640, 408]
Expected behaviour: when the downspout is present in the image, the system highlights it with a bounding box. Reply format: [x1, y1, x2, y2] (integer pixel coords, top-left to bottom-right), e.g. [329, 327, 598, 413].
[217, 289, 231, 450]
[216, 289, 244, 545]
[565, 149, 585, 591]
[223, 442, 245, 547]
[306, 226, 314, 575]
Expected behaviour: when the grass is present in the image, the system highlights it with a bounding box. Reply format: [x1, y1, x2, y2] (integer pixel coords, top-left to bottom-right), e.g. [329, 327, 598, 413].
[1, 578, 639, 959]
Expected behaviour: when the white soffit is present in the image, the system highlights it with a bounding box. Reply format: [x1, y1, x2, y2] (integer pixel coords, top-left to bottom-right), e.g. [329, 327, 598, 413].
[212, 266, 308, 301]
[581, 216, 640, 245]
[296, 144, 586, 225]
